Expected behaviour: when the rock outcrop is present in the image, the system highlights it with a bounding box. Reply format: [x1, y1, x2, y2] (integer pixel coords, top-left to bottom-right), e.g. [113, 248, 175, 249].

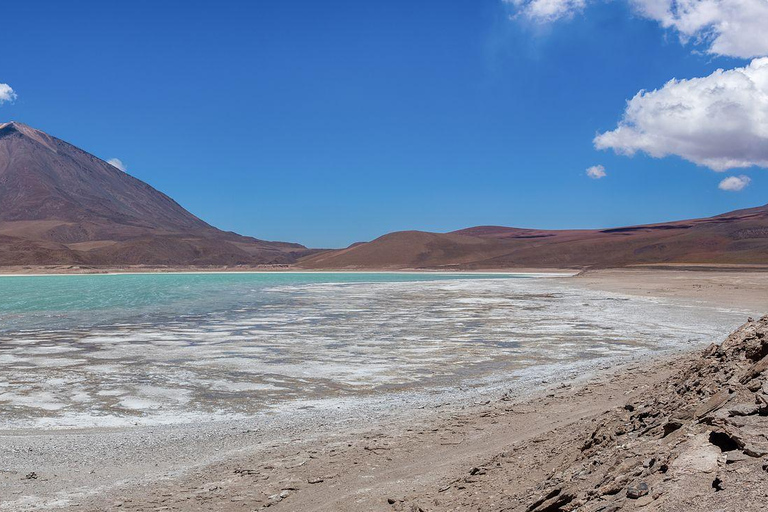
[524, 316, 768, 511]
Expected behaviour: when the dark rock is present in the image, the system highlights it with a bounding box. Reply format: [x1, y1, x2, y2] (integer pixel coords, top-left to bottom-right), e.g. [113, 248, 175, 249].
[703, 343, 719, 357]
[527, 489, 574, 512]
[662, 420, 683, 437]
[709, 430, 742, 452]
[626, 482, 649, 499]
[526, 488, 562, 512]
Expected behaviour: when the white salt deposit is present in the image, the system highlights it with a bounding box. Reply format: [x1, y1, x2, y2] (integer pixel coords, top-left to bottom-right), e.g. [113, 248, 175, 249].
[0, 277, 749, 429]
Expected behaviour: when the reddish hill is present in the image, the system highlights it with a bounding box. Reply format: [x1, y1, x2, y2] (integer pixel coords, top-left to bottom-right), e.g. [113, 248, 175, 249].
[0, 121, 307, 266]
[300, 205, 768, 269]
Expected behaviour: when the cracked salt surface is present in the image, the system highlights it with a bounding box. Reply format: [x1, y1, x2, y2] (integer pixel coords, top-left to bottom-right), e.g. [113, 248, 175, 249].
[0, 273, 749, 429]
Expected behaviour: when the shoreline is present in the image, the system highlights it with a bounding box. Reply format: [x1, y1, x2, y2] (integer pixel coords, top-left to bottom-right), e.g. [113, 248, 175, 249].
[0, 346, 702, 511]
[31, 344, 753, 512]
[1, 262, 767, 276]
[0, 270, 575, 278]
[1, 268, 764, 511]
[0, 264, 577, 277]
[6, 336, 762, 512]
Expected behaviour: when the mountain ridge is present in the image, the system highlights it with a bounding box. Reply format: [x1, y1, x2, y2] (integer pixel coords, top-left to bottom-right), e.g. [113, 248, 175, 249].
[299, 203, 768, 269]
[3, 120, 766, 270]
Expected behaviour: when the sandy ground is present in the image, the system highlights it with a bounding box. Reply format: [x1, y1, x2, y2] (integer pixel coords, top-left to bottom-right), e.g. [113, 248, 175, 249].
[572, 268, 768, 314]
[3, 355, 688, 511]
[2, 269, 766, 511]
[67, 357, 683, 511]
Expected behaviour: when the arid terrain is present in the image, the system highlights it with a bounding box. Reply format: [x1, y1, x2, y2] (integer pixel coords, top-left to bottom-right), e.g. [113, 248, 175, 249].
[299, 207, 768, 270]
[573, 267, 768, 313]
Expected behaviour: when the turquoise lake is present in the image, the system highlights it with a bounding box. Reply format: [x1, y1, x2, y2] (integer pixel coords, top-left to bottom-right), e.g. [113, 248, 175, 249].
[0, 272, 525, 332]
[0, 272, 746, 429]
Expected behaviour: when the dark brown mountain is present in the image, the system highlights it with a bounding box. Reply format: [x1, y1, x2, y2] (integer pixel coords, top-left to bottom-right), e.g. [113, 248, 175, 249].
[0, 121, 307, 266]
[299, 204, 768, 269]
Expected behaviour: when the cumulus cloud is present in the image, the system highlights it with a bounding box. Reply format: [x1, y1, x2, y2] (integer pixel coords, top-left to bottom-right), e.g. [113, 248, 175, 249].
[586, 164, 607, 179]
[504, 2, 768, 175]
[0, 83, 16, 105]
[504, 0, 587, 22]
[718, 175, 751, 191]
[506, 0, 768, 58]
[594, 58, 768, 171]
[630, 0, 768, 59]
[107, 158, 127, 172]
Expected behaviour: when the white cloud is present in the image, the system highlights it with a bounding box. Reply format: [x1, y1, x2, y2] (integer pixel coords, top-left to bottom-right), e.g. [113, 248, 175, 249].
[630, 0, 768, 59]
[107, 158, 127, 172]
[0, 83, 16, 105]
[586, 164, 607, 178]
[718, 175, 751, 191]
[503, 1, 768, 175]
[594, 58, 768, 171]
[506, 0, 587, 22]
[505, 0, 587, 22]
[506, 0, 768, 58]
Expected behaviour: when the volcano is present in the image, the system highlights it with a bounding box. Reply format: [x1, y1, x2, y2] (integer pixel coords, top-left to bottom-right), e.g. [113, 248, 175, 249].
[0, 121, 306, 267]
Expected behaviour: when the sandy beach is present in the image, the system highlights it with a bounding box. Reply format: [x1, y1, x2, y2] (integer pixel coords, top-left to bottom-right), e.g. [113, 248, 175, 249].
[1, 269, 766, 511]
[573, 267, 768, 313]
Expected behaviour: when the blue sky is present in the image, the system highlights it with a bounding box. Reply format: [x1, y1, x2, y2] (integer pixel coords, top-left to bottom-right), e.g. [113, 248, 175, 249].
[1, 0, 766, 247]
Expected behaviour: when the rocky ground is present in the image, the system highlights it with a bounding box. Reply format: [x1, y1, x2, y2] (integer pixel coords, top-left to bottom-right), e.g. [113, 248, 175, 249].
[394, 316, 768, 512]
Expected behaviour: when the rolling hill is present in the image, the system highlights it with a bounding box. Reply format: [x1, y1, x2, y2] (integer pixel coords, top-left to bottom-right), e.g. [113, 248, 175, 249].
[299, 205, 768, 269]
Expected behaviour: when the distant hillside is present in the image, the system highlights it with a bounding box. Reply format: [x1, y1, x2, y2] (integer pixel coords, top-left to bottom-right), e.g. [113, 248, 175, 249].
[299, 205, 768, 269]
[0, 121, 307, 266]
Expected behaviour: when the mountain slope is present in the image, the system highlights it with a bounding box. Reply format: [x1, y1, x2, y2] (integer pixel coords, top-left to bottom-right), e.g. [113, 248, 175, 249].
[299, 205, 768, 269]
[0, 121, 306, 266]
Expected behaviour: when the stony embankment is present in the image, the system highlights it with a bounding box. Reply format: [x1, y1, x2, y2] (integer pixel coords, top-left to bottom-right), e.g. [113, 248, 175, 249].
[521, 315, 768, 511]
[387, 317, 768, 512]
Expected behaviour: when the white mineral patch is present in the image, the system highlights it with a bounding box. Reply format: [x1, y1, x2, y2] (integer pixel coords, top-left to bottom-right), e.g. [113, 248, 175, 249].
[0, 277, 748, 429]
[0, 391, 66, 411]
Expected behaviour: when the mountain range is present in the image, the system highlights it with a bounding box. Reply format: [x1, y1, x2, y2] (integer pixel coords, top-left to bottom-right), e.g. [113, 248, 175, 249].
[300, 207, 768, 269]
[1, 121, 766, 269]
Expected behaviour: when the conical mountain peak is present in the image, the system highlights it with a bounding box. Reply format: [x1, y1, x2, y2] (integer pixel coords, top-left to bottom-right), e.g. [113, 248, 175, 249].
[0, 122, 305, 266]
